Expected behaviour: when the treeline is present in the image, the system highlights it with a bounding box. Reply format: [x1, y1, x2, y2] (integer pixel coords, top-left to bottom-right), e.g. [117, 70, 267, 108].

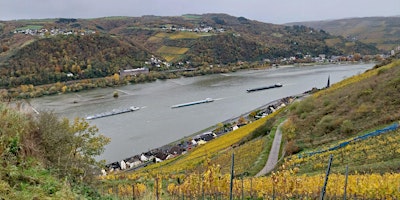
[1, 34, 150, 88]
[1, 62, 258, 100]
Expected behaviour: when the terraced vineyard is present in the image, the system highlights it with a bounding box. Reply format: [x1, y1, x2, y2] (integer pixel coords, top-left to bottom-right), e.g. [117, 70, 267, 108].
[156, 46, 190, 62]
[137, 109, 282, 174]
[100, 127, 400, 199]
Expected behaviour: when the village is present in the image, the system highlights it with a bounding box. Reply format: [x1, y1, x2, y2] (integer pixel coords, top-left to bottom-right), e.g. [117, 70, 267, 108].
[102, 95, 296, 175]
[13, 27, 96, 36]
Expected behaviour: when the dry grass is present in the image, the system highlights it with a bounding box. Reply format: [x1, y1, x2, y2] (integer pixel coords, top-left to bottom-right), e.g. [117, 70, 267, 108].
[156, 46, 189, 55]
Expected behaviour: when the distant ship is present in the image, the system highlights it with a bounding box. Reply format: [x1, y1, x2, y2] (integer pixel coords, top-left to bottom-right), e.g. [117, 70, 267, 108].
[171, 98, 214, 108]
[86, 106, 140, 120]
[246, 83, 283, 92]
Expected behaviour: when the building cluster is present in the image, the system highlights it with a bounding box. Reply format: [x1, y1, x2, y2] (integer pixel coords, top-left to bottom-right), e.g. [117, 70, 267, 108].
[160, 24, 225, 33]
[102, 96, 295, 175]
[144, 55, 172, 68]
[119, 67, 149, 77]
[13, 28, 96, 36]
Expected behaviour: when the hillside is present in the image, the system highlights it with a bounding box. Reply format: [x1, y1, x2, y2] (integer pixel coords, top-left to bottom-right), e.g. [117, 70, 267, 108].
[287, 16, 400, 51]
[0, 14, 380, 90]
[1, 56, 399, 198]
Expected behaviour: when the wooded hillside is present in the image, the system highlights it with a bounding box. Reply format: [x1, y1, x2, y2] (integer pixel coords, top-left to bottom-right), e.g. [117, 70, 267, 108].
[0, 14, 381, 89]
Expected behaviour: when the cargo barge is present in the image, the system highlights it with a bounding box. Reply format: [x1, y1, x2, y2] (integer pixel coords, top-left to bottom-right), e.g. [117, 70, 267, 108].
[171, 98, 214, 108]
[86, 106, 140, 120]
[246, 83, 282, 92]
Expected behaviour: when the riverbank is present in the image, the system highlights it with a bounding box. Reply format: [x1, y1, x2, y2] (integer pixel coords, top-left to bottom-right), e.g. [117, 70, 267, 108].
[104, 93, 304, 172]
[29, 63, 375, 163]
[1, 61, 373, 101]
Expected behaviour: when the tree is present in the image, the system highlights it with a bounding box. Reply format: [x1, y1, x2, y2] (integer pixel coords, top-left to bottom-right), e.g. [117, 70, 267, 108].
[36, 112, 110, 183]
[238, 116, 247, 125]
[68, 118, 110, 182]
[113, 73, 120, 84]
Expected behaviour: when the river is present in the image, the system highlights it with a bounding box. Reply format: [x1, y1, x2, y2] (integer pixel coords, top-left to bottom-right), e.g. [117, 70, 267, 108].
[30, 63, 374, 163]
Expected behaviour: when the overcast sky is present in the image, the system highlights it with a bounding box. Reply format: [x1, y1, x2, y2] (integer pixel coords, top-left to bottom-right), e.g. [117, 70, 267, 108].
[1, 0, 399, 24]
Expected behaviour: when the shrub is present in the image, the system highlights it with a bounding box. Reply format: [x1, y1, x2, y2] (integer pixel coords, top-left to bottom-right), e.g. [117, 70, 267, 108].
[113, 91, 119, 98]
[340, 120, 354, 135]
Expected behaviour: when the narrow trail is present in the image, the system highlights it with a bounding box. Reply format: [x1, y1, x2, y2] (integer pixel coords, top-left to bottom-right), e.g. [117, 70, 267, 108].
[255, 120, 285, 177]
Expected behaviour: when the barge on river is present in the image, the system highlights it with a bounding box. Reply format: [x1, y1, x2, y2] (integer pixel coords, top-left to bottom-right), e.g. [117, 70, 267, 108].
[86, 106, 140, 120]
[171, 98, 214, 108]
[246, 83, 282, 93]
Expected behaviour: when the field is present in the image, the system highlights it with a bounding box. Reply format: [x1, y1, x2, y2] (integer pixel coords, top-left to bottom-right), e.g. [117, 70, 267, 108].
[100, 124, 400, 199]
[156, 46, 190, 62]
[156, 46, 190, 55]
[15, 25, 43, 31]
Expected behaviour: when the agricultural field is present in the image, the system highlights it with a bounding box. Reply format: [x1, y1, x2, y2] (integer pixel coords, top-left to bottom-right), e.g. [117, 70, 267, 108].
[156, 46, 190, 62]
[15, 25, 43, 31]
[169, 32, 211, 39]
[100, 125, 400, 199]
[284, 125, 400, 174]
[200, 135, 271, 175]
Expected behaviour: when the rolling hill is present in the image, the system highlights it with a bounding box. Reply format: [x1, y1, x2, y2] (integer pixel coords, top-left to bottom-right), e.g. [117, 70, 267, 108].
[0, 14, 380, 89]
[287, 16, 400, 51]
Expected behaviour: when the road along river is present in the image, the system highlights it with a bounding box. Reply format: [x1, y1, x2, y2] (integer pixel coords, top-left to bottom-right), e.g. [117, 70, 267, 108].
[30, 63, 374, 163]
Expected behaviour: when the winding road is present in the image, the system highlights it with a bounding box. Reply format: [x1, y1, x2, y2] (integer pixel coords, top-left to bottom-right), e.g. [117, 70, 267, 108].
[255, 120, 284, 177]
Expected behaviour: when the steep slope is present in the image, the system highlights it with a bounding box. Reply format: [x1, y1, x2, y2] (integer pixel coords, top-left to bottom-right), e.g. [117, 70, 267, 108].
[1, 34, 151, 87]
[99, 57, 400, 199]
[287, 16, 400, 51]
[284, 55, 400, 151]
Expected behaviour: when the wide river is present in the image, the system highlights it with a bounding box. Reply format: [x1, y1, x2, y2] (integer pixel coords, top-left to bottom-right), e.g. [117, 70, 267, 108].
[30, 63, 374, 163]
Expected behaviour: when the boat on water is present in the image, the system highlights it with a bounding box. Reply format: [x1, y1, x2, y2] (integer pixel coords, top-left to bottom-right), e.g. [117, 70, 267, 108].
[246, 83, 283, 93]
[171, 98, 214, 108]
[86, 106, 140, 120]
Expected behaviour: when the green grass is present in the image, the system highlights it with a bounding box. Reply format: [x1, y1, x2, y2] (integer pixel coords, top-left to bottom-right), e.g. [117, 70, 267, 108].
[0, 164, 78, 199]
[182, 14, 202, 20]
[15, 25, 43, 31]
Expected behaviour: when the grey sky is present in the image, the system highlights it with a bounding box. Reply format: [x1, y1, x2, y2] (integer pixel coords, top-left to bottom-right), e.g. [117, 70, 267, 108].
[1, 0, 399, 24]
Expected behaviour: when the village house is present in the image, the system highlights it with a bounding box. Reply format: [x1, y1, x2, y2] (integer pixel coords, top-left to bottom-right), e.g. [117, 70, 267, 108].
[119, 67, 149, 77]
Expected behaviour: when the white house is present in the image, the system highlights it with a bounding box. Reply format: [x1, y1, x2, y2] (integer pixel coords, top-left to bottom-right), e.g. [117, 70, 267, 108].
[140, 154, 149, 162]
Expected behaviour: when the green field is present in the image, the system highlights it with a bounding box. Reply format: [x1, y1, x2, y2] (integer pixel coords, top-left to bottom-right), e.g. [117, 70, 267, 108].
[15, 25, 43, 31]
[182, 14, 202, 20]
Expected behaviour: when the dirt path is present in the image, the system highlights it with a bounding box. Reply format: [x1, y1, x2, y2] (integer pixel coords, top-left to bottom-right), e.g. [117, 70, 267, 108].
[255, 120, 284, 177]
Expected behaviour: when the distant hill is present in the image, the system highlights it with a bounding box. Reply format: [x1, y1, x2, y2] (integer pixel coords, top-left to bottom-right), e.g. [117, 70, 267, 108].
[286, 16, 400, 51]
[0, 14, 380, 88]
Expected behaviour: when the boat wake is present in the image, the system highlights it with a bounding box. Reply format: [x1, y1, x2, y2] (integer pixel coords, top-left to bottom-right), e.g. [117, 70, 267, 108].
[86, 106, 140, 120]
[171, 98, 214, 108]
